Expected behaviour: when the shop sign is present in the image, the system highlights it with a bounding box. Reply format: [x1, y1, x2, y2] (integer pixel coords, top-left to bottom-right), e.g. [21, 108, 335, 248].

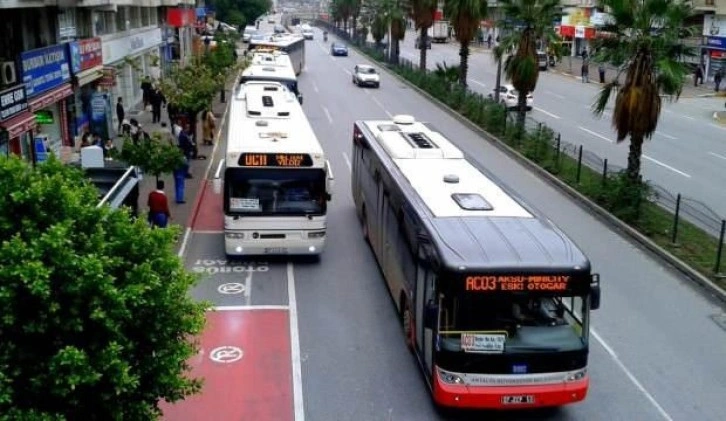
[98, 67, 116, 87]
[575, 26, 586, 39]
[706, 36, 726, 50]
[704, 15, 726, 37]
[69, 37, 103, 74]
[102, 27, 162, 64]
[20, 44, 71, 98]
[167, 8, 196, 28]
[561, 7, 592, 27]
[0, 84, 29, 122]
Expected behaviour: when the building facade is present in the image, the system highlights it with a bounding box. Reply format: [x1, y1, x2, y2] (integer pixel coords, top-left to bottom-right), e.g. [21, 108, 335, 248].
[0, 0, 196, 163]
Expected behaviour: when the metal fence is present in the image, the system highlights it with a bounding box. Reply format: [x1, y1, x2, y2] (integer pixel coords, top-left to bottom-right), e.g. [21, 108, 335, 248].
[317, 20, 726, 275]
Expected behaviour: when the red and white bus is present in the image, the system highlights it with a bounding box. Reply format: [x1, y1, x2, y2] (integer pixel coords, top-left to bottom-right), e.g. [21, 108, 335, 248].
[350, 115, 601, 409]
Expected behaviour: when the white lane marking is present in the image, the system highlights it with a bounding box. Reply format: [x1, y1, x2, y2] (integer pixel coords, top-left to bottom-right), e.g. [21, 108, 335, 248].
[213, 305, 290, 311]
[178, 72, 234, 258]
[578, 126, 614, 143]
[534, 107, 561, 119]
[312, 81, 319, 93]
[591, 329, 674, 421]
[470, 79, 486, 88]
[643, 155, 691, 178]
[342, 152, 352, 172]
[244, 270, 253, 305]
[322, 106, 333, 124]
[545, 90, 565, 99]
[709, 151, 726, 160]
[656, 132, 677, 140]
[344, 69, 352, 76]
[371, 96, 393, 118]
[682, 115, 696, 121]
[287, 262, 305, 421]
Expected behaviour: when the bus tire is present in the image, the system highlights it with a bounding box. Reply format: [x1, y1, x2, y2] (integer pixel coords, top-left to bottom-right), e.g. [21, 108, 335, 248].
[401, 297, 414, 351]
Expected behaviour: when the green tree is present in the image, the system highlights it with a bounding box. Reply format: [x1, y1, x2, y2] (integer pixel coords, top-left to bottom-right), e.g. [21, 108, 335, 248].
[444, 0, 488, 86]
[494, 0, 560, 134]
[410, 0, 437, 70]
[158, 63, 219, 138]
[116, 133, 186, 183]
[0, 156, 207, 419]
[591, 0, 693, 183]
[208, 0, 272, 27]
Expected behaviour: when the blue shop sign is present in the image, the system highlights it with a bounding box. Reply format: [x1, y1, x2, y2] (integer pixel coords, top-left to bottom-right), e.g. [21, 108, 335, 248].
[706, 36, 726, 50]
[20, 44, 71, 98]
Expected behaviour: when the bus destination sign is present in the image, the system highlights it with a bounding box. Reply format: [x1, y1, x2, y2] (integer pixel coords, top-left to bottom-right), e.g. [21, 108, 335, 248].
[465, 275, 571, 292]
[239, 153, 313, 167]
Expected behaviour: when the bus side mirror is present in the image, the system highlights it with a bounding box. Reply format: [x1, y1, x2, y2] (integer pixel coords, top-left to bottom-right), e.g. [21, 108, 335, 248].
[213, 159, 225, 195]
[297, 93, 303, 104]
[424, 300, 438, 328]
[325, 159, 334, 199]
[590, 274, 601, 310]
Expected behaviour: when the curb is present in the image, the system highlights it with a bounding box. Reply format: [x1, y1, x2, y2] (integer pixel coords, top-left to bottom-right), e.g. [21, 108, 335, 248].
[359, 46, 726, 305]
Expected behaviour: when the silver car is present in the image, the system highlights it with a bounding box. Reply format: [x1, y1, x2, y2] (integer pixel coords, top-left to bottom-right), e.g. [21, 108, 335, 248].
[352, 64, 380, 88]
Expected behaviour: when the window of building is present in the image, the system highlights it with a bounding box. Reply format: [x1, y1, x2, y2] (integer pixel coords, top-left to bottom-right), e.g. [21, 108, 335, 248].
[129, 7, 140, 29]
[93, 11, 116, 36]
[150, 8, 158, 26]
[57, 8, 77, 42]
[115, 7, 127, 32]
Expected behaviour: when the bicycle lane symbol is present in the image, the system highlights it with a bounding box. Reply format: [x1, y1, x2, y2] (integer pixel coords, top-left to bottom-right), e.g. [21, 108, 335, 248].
[209, 346, 244, 364]
[217, 283, 246, 295]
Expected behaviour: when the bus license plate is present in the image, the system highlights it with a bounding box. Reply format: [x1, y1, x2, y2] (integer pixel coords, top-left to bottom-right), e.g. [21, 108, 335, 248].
[264, 247, 287, 254]
[501, 395, 535, 405]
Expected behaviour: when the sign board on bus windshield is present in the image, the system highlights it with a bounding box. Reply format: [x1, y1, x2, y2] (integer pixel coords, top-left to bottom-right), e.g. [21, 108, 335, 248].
[239, 153, 313, 167]
[464, 275, 573, 293]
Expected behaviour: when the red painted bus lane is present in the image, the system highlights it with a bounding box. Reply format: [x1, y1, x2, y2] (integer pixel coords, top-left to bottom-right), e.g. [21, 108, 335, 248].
[161, 309, 293, 421]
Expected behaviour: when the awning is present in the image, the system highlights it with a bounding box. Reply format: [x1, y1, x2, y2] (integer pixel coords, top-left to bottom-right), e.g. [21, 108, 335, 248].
[0, 111, 36, 138]
[29, 83, 74, 111]
[75, 66, 104, 87]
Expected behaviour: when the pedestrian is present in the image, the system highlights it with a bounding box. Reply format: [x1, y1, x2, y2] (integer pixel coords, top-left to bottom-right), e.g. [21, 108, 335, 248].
[150, 88, 166, 124]
[581, 62, 589, 83]
[178, 124, 195, 178]
[715, 70, 723, 92]
[92, 132, 103, 147]
[598, 64, 606, 84]
[141, 77, 153, 109]
[202, 109, 216, 146]
[116, 97, 125, 133]
[695, 66, 704, 86]
[147, 180, 171, 228]
[103, 138, 116, 158]
[167, 102, 177, 127]
[172, 158, 188, 204]
[487, 33, 492, 49]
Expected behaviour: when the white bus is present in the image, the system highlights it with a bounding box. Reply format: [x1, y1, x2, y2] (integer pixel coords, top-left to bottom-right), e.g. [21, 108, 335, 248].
[242, 50, 303, 103]
[218, 81, 334, 257]
[248, 33, 305, 74]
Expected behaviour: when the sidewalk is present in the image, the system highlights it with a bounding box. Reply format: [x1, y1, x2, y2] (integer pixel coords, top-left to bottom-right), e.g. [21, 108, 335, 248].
[120, 58, 240, 250]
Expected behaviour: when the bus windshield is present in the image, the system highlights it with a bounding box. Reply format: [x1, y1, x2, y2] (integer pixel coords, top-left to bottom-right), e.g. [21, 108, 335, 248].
[240, 76, 298, 96]
[438, 293, 587, 353]
[225, 168, 326, 216]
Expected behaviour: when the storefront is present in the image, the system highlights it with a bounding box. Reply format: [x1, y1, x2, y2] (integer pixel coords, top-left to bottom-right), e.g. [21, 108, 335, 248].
[67, 37, 112, 141]
[0, 83, 36, 160]
[558, 7, 597, 56]
[702, 15, 726, 82]
[20, 44, 73, 161]
[101, 27, 163, 119]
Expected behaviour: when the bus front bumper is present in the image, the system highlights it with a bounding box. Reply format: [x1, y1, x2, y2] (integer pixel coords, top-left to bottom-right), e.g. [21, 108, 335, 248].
[433, 368, 589, 409]
[225, 236, 325, 256]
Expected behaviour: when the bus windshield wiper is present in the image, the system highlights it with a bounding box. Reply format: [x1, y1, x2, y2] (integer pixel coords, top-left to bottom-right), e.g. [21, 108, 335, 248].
[505, 345, 560, 352]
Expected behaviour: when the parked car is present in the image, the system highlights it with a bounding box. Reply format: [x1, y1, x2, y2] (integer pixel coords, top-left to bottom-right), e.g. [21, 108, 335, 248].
[490, 84, 533, 110]
[331, 42, 348, 56]
[242, 25, 257, 43]
[352, 64, 380, 88]
[415, 36, 432, 49]
[537, 51, 548, 70]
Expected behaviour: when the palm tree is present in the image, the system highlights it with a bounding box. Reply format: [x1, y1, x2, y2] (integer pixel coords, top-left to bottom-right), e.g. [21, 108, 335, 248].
[592, 0, 693, 183]
[443, 0, 488, 86]
[368, 0, 408, 63]
[494, 0, 561, 132]
[410, 0, 437, 70]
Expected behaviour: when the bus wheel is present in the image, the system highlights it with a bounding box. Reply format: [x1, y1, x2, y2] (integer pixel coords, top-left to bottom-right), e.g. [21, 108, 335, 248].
[402, 300, 414, 351]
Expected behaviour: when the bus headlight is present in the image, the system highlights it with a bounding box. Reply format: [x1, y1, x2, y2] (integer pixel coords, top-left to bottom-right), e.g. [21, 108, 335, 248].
[225, 232, 245, 239]
[566, 369, 587, 382]
[437, 368, 464, 385]
[308, 231, 325, 238]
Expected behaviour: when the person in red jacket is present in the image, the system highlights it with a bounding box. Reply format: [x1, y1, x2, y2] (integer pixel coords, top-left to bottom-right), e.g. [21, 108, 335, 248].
[147, 180, 171, 228]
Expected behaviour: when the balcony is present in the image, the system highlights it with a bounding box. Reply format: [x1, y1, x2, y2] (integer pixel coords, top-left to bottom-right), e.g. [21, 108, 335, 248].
[691, 0, 717, 11]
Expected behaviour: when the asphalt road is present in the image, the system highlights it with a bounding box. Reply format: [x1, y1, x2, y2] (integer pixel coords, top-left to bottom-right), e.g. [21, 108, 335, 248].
[166, 22, 726, 421]
[395, 31, 726, 220]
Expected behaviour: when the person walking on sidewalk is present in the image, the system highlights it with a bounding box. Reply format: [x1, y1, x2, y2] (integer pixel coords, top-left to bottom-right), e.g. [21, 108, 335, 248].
[116, 97, 125, 133]
[150, 87, 166, 124]
[581, 62, 590, 83]
[202, 109, 216, 146]
[147, 180, 171, 228]
[141, 77, 153, 109]
[598, 64, 606, 84]
[172, 158, 188, 204]
[715, 70, 723, 92]
[178, 124, 195, 178]
[695, 66, 704, 86]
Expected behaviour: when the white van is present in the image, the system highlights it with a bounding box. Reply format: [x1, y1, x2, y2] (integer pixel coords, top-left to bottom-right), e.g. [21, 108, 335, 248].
[242, 25, 257, 43]
[301, 24, 314, 40]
